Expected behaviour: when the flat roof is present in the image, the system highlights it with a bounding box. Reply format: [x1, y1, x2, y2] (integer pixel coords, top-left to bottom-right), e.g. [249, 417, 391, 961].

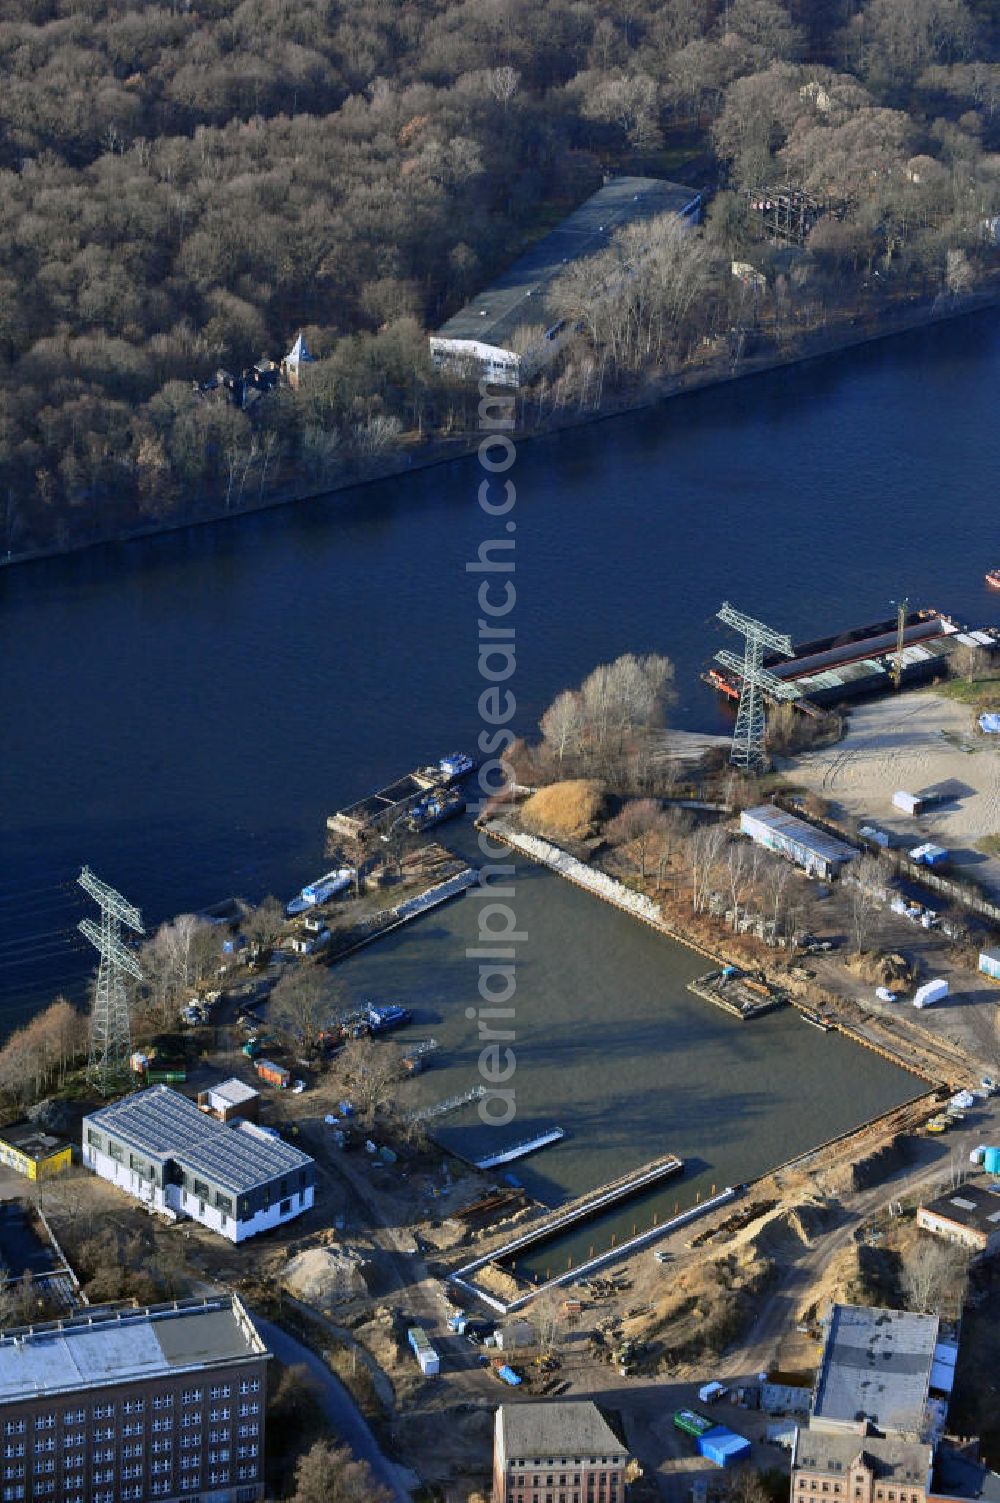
[0, 1296, 267, 1404]
[742, 805, 857, 866]
[85, 1085, 312, 1196]
[920, 1179, 1000, 1237]
[0, 1122, 70, 1159]
[812, 1304, 939, 1437]
[435, 176, 701, 351]
[207, 1078, 259, 1107]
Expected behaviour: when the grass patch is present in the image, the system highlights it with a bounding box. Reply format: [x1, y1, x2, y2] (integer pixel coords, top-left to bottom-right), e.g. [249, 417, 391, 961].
[976, 834, 1000, 856]
[936, 674, 1000, 708]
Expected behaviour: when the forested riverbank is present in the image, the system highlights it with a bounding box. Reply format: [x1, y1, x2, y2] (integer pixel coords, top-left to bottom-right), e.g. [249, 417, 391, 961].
[4, 276, 999, 568]
[3, 0, 1000, 560]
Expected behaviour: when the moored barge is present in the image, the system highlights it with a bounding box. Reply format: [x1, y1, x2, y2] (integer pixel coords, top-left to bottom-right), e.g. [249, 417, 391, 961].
[705, 608, 999, 711]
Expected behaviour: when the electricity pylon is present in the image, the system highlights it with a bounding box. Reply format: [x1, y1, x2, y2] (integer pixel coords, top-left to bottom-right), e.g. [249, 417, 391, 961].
[890, 597, 909, 691]
[78, 866, 144, 1094]
[716, 602, 798, 771]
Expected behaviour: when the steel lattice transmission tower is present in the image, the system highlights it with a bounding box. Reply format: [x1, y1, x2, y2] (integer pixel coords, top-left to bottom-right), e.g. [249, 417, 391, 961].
[78, 866, 144, 1094]
[715, 602, 799, 771]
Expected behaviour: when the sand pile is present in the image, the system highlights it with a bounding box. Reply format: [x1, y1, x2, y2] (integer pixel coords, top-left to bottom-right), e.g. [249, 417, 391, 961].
[281, 1246, 369, 1309]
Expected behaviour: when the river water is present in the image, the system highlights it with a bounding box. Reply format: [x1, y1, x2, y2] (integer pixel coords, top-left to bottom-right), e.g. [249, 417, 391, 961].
[1, 310, 996, 1210]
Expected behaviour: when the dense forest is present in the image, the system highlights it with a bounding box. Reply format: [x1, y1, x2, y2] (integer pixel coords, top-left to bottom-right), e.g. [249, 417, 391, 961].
[2, 0, 1000, 556]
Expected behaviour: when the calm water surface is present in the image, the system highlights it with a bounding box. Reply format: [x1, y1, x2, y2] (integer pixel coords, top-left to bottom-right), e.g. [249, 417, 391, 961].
[0, 310, 995, 1199]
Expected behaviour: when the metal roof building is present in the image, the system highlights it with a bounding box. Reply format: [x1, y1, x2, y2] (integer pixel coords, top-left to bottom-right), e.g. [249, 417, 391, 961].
[740, 804, 857, 880]
[83, 1086, 315, 1242]
[431, 175, 702, 386]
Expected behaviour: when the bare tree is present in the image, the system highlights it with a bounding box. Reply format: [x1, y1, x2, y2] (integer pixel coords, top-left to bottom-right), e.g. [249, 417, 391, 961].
[539, 690, 584, 771]
[690, 823, 729, 913]
[901, 1238, 968, 1317]
[726, 840, 759, 930]
[329, 1038, 403, 1123]
[488, 66, 520, 109]
[849, 852, 889, 953]
[606, 799, 667, 879]
[270, 967, 334, 1053]
[243, 896, 286, 955]
[290, 1438, 390, 1503]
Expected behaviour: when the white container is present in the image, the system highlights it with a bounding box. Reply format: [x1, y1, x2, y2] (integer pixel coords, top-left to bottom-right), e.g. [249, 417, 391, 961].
[913, 978, 949, 1009]
[893, 791, 923, 815]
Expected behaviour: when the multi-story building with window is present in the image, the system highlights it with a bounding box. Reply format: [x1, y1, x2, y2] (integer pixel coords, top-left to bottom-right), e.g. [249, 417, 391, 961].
[82, 1086, 315, 1243]
[0, 1295, 268, 1503]
[792, 1428, 934, 1503]
[493, 1402, 630, 1503]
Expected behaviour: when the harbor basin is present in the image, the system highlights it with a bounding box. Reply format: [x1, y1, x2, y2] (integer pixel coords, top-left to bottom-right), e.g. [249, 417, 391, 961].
[332, 837, 923, 1273]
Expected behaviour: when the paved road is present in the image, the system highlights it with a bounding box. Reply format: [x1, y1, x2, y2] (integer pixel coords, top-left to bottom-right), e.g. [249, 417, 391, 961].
[255, 1316, 413, 1503]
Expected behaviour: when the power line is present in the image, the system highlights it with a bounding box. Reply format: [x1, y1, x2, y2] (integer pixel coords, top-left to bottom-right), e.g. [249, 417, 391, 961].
[716, 602, 798, 772]
[78, 866, 144, 1095]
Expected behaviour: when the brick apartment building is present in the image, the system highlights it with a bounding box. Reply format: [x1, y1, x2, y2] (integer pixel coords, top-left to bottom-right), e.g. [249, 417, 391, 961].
[493, 1402, 630, 1503]
[0, 1295, 268, 1503]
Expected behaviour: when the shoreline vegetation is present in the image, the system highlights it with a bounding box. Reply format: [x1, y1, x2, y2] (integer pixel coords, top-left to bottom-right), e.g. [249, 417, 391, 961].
[4, 0, 1000, 568]
[4, 281, 998, 570]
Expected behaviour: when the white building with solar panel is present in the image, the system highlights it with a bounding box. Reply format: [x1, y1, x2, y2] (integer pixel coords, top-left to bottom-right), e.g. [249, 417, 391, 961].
[83, 1086, 315, 1242]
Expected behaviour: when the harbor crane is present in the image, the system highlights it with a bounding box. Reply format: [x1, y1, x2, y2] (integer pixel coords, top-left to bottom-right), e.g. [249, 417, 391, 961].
[78, 865, 144, 1095]
[716, 602, 798, 771]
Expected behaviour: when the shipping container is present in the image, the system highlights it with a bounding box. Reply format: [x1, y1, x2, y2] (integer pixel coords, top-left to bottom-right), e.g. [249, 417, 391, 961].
[254, 1058, 290, 1088]
[674, 1410, 715, 1439]
[893, 791, 925, 815]
[984, 1147, 1000, 1176]
[697, 1428, 752, 1468]
[979, 950, 1000, 982]
[913, 979, 949, 1009]
[407, 1327, 440, 1376]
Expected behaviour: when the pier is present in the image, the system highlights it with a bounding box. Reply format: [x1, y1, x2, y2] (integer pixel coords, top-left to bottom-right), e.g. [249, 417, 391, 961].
[408, 1083, 486, 1123]
[450, 1178, 737, 1315]
[473, 1128, 566, 1170]
[448, 1151, 683, 1310]
[687, 969, 785, 1020]
[327, 867, 477, 964]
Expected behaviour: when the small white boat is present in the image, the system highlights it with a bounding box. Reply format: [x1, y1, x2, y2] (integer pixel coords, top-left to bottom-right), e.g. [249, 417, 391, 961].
[287, 867, 353, 916]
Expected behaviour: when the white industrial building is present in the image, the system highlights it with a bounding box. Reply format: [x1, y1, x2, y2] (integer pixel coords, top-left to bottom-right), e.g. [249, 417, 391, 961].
[740, 804, 857, 881]
[431, 175, 702, 387]
[83, 1085, 315, 1242]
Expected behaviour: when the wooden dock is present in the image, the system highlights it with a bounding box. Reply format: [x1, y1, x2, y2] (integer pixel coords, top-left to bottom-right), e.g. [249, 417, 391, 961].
[687, 969, 785, 1020]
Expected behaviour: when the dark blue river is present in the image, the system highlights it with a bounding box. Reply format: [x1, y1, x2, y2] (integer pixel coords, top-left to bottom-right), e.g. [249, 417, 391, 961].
[2, 309, 999, 1029]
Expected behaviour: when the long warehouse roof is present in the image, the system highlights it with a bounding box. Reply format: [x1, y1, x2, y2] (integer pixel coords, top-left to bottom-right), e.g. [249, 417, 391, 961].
[435, 175, 701, 350]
